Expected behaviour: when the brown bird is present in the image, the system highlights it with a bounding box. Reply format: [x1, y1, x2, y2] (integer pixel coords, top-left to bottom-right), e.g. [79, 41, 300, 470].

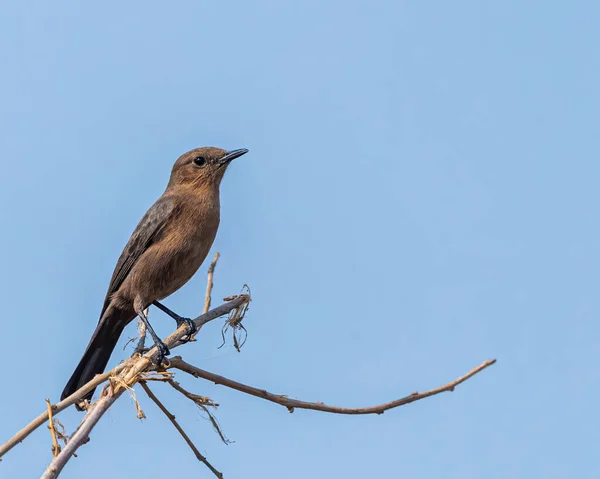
[61, 146, 248, 408]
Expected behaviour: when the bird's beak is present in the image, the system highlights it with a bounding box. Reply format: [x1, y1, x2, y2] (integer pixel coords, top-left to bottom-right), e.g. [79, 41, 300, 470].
[219, 148, 248, 167]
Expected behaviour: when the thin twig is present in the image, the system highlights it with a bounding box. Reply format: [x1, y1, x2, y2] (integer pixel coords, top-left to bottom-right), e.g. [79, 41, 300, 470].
[203, 252, 220, 314]
[166, 379, 228, 444]
[187, 252, 220, 344]
[167, 379, 218, 407]
[169, 358, 497, 415]
[45, 399, 60, 458]
[139, 381, 223, 479]
[111, 375, 146, 419]
[40, 384, 125, 479]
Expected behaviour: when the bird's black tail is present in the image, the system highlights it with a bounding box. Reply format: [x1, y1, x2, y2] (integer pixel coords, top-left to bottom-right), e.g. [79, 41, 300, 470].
[61, 307, 135, 409]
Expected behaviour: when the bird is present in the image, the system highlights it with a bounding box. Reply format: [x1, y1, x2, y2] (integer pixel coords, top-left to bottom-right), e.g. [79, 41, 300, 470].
[61, 146, 248, 409]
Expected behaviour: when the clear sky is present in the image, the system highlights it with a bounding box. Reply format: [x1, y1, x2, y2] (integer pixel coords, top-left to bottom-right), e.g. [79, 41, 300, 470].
[1, 1, 598, 478]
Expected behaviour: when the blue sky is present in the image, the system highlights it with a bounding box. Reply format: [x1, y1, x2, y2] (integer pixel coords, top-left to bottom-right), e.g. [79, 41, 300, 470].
[1, 1, 598, 477]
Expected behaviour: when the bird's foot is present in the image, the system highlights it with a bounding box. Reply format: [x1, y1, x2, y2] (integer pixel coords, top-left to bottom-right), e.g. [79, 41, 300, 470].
[175, 317, 197, 343]
[155, 340, 171, 365]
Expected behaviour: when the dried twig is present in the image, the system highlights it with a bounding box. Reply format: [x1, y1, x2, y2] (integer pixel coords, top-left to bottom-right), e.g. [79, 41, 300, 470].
[52, 420, 70, 453]
[167, 379, 218, 407]
[40, 384, 125, 479]
[111, 376, 145, 419]
[140, 381, 223, 479]
[219, 285, 251, 351]
[203, 252, 220, 314]
[186, 252, 220, 345]
[169, 358, 496, 415]
[45, 399, 60, 458]
[167, 379, 228, 444]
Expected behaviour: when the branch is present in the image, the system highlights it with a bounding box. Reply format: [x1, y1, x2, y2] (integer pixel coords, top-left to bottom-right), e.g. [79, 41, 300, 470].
[169, 358, 496, 415]
[0, 295, 251, 462]
[139, 381, 223, 479]
[0, 361, 130, 460]
[35, 296, 248, 475]
[40, 385, 125, 479]
[117, 295, 250, 388]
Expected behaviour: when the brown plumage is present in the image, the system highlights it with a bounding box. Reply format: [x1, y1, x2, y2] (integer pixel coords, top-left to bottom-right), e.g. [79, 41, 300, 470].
[61, 146, 248, 408]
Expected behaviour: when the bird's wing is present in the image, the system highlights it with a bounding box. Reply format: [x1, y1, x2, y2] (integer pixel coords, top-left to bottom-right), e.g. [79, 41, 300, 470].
[99, 194, 179, 318]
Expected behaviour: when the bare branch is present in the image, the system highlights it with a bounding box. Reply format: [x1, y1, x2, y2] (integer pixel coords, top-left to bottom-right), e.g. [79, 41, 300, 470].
[169, 358, 496, 415]
[40, 384, 125, 479]
[140, 381, 223, 479]
[0, 295, 250, 462]
[0, 265, 497, 479]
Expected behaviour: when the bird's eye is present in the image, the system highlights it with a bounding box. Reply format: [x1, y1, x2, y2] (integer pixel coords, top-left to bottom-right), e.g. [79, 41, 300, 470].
[193, 156, 207, 167]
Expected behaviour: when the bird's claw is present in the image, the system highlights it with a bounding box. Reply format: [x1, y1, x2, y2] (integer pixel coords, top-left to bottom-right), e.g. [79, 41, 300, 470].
[176, 317, 197, 343]
[156, 341, 170, 365]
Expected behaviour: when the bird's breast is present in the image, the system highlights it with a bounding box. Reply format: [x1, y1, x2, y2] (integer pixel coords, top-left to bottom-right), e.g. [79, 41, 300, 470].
[124, 201, 221, 306]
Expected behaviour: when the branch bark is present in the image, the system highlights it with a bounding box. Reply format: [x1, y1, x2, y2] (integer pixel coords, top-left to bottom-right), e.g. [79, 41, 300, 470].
[169, 357, 496, 415]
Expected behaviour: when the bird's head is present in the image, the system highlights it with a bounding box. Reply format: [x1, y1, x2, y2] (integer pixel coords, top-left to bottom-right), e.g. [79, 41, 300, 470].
[167, 146, 248, 190]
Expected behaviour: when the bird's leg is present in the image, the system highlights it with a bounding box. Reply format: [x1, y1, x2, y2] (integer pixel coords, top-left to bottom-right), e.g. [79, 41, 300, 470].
[152, 300, 197, 340]
[137, 308, 170, 363]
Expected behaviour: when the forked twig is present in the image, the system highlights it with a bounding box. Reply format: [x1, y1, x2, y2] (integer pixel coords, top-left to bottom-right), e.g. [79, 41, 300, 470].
[140, 381, 223, 479]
